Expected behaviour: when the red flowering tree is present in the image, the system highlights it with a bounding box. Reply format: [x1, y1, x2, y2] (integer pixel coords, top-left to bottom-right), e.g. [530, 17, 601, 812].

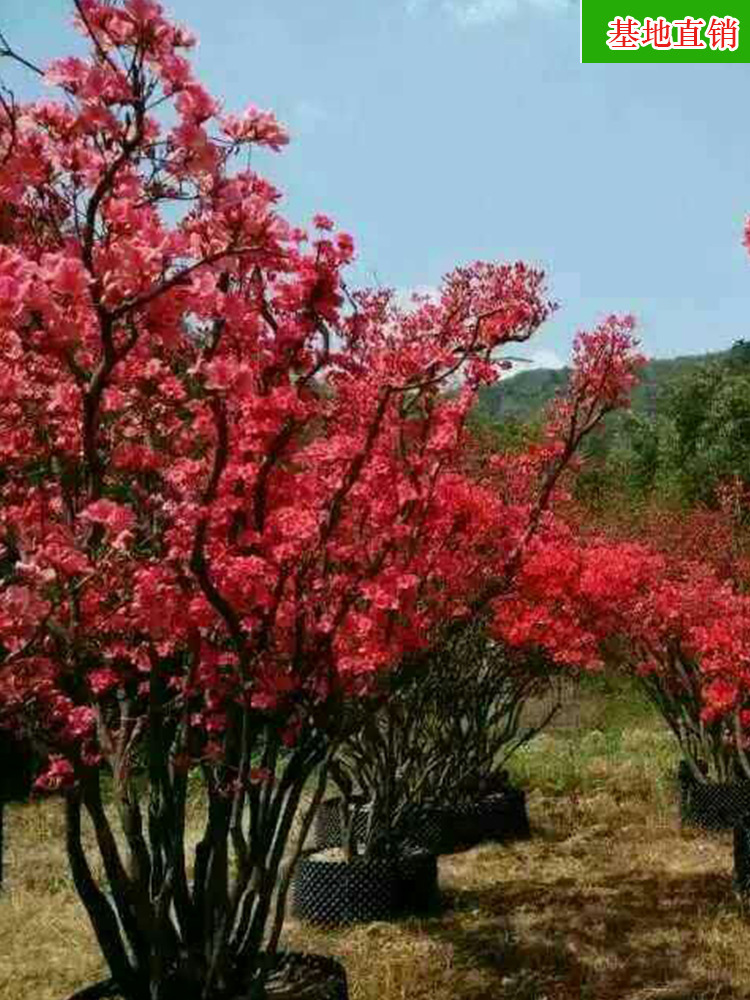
[320, 325, 649, 862]
[493, 519, 750, 783]
[503, 212, 750, 777]
[0, 3, 643, 998]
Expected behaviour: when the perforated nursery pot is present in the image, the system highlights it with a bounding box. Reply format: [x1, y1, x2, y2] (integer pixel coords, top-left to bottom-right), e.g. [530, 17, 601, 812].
[309, 787, 530, 857]
[291, 849, 439, 926]
[406, 789, 531, 854]
[424, 787, 531, 854]
[488, 787, 531, 840]
[677, 764, 750, 831]
[309, 795, 370, 852]
[256, 952, 349, 1000]
[61, 953, 349, 1000]
[733, 812, 750, 899]
[310, 795, 447, 855]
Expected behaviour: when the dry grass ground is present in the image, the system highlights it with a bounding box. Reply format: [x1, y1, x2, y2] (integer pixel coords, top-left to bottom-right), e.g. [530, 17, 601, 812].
[2, 678, 749, 1000]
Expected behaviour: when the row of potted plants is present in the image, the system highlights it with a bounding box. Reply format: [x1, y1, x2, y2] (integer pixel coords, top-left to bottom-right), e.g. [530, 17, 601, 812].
[0, 1, 697, 997]
[289, 627, 558, 926]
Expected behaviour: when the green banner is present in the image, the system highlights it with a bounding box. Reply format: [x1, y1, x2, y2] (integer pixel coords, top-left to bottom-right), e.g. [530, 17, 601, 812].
[581, 0, 748, 61]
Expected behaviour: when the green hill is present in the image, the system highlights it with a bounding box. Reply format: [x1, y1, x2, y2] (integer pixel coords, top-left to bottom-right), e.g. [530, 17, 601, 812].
[477, 350, 730, 423]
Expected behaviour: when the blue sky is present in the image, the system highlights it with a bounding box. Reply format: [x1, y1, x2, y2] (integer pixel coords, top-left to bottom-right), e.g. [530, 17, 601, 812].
[3, 0, 750, 368]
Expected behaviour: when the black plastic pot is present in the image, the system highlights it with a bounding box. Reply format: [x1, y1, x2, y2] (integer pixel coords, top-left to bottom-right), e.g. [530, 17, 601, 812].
[310, 796, 444, 855]
[486, 787, 532, 840]
[259, 952, 349, 1000]
[309, 796, 370, 852]
[432, 788, 531, 852]
[677, 765, 750, 831]
[0, 730, 34, 804]
[734, 812, 750, 900]
[292, 849, 438, 926]
[61, 953, 349, 1000]
[310, 788, 530, 856]
[398, 808, 446, 854]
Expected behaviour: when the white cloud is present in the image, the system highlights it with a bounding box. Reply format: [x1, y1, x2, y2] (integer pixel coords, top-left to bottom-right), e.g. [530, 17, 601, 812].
[511, 347, 565, 370]
[409, 0, 572, 25]
[496, 347, 565, 378]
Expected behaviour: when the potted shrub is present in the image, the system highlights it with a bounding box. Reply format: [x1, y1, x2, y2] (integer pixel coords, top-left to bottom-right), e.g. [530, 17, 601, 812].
[0, 0, 644, 987]
[638, 653, 750, 831]
[392, 627, 560, 851]
[606, 611, 750, 832]
[291, 338, 650, 928]
[493, 532, 750, 834]
[292, 696, 441, 927]
[292, 631, 566, 927]
[307, 628, 560, 860]
[293, 630, 563, 926]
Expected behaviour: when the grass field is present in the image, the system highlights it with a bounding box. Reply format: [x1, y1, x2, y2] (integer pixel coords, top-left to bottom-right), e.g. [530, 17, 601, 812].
[2, 677, 748, 1000]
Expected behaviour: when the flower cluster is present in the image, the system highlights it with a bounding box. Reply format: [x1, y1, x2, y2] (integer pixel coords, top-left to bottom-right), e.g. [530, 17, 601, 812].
[0, 2, 643, 799]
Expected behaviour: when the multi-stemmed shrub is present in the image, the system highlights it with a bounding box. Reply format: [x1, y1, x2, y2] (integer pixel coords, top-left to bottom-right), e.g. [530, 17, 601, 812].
[495, 527, 750, 785]
[328, 624, 560, 861]
[0, 2, 642, 996]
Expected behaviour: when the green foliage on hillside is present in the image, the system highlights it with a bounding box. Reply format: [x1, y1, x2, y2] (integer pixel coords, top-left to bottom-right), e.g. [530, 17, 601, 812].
[477, 350, 729, 423]
[475, 341, 750, 510]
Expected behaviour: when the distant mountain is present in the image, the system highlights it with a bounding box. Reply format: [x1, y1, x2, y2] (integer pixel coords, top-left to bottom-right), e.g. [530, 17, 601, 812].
[477, 350, 730, 423]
